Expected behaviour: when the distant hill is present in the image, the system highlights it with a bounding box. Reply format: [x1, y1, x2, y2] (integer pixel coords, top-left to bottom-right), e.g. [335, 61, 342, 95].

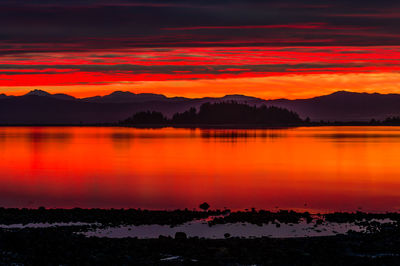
[1, 90, 400, 124]
[82, 91, 168, 103]
[0, 94, 8, 100]
[24, 89, 77, 101]
[266, 91, 400, 121]
[0, 95, 185, 124]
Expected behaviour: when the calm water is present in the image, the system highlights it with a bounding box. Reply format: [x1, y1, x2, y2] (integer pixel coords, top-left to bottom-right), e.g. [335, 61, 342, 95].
[0, 126, 400, 212]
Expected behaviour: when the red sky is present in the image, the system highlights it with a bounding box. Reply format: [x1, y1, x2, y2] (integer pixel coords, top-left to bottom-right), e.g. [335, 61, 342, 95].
[2, 1, 400, 99]
[2, 46, 400, 99]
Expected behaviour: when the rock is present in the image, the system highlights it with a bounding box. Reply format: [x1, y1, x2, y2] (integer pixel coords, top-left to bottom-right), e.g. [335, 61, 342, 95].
[175, 232, 187, 240]
[199, 202, 210, 211]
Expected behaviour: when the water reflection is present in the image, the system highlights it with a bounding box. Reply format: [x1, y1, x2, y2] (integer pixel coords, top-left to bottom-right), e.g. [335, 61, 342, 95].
[0, 126, 399, 212]
[0, 127, 73, 142]
[200, 130, 285, 139]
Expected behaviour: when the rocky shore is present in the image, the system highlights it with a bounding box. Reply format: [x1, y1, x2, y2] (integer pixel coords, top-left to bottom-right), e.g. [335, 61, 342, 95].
[1, 207, 400, 265]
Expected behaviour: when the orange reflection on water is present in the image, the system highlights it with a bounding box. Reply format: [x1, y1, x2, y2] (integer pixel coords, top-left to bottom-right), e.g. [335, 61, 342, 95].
[0, 126, 400, 212]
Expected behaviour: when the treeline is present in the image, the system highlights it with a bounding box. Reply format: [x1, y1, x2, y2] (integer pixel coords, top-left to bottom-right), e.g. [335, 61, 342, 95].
[119, 101, 400, 127]
[307, 117, 400, 126]
[120, 102, 304, 126]
[380, 117, 400, 125]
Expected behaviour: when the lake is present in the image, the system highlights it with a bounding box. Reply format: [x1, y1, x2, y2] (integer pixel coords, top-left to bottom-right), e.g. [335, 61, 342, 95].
[0, 126, 399, 212]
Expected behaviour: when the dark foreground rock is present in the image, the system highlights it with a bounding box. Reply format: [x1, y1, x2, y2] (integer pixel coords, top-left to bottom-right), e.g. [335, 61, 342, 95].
[1, 208, 400, 264]
[0, 207, 222, 227]
[2, 207, 400, 227]
[1, 226, 400, 265]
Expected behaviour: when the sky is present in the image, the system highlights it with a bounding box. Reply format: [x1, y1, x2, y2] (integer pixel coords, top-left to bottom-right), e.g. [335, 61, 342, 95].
[1, 0, 400, 99]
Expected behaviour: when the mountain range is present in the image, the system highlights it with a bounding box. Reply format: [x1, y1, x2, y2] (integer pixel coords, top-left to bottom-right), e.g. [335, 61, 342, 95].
[0, 89, 400, 124]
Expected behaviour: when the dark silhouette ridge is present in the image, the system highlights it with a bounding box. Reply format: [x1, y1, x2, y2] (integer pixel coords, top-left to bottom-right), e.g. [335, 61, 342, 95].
[122, 111, 166, 125]
[172, 102, 303, 125]
[382, 116, 400, 126]
[82, 91, 168, 103]
[3, 90, 400, 124]
[267, 90, 400, 122]
[24, 89, 77, 101]
[120, 102, 304, 126]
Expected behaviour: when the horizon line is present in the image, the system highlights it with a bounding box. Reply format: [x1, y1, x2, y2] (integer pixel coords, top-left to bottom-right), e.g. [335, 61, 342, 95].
[0, 89, 392, 101]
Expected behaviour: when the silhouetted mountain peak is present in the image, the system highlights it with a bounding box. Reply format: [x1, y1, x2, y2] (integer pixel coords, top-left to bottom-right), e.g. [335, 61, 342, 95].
[0, 93, 11, 101]
[25, 89, 52, 97]
[109, 91, 135, 96]
[83, 91, 167, 103]
[222, 94, 259, 100]
[215, 94, 266, 105]
[318, 90, 359, 99]
[311, 90, 373, 101]
[52, 93, 76, 101]
[330, 90, 352, 96]
[3, 89, 400, 124]
[324, 90, 387, 98]
[23, 89, 76, 101]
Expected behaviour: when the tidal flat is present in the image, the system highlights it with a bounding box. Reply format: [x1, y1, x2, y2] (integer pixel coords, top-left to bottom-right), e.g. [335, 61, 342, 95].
[1, 208, 400, 264]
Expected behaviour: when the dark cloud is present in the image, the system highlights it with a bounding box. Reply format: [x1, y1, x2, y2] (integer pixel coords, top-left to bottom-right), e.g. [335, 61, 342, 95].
[0, 0, 400, 53]
[0, 62, 382, 76]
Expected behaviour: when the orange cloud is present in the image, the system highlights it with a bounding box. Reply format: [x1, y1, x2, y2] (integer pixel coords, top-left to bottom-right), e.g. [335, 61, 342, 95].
[2, 72, 400, 99]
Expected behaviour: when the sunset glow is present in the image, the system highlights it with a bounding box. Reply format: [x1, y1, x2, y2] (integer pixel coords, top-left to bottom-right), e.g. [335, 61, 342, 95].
[1, 0, 400, 98]
[3, 1, 400, 262]
[2, 47, 400, 99]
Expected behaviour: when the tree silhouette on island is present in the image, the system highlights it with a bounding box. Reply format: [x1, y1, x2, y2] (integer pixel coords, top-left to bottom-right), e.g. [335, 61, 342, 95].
[120, 101, 304, 127]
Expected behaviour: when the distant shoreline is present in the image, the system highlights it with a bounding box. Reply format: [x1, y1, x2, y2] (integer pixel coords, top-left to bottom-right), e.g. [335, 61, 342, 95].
[0, 123, 399, 128]
[0, 123, 300, 129]
[0, 207, 398, 225]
